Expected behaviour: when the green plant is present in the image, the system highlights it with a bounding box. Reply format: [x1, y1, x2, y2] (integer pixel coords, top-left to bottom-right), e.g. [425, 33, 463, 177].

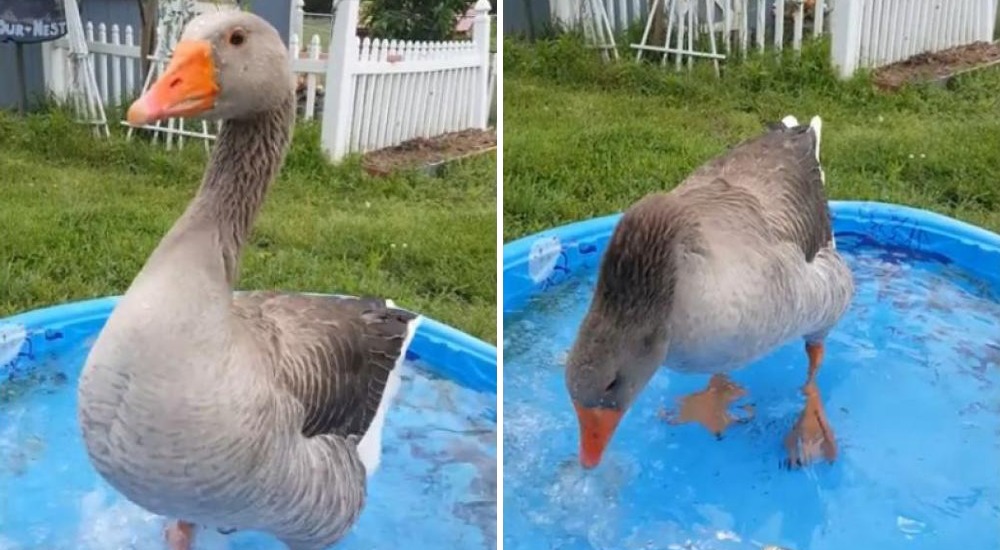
[502, 36, 1000, 240]
[364, 0, 470, 41]
[0, 109, 497, 342]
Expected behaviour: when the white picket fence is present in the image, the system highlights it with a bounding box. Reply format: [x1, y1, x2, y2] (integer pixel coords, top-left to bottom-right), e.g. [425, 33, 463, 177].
[44, 23, 331, 119]
[554, 0, 999, 78]
[553, 0, 830, 67]
[595, 0, 650, 34]
[831, 0, 998, 77]
[635, 0, 830, 71]
[288, 32, 328, 120]
[319, 0, 493, 159]
[43, 22, 142, 108]
[42, 0, 494, 161]
[349, 38, 484, 153]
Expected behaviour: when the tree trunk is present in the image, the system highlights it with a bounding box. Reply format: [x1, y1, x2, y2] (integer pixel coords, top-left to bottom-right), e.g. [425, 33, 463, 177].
[138, 0, 158, 80]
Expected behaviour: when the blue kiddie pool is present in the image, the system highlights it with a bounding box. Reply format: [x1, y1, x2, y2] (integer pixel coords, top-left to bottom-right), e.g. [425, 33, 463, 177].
[0, 298, 497, 550]
[502, 201, 1000, 550]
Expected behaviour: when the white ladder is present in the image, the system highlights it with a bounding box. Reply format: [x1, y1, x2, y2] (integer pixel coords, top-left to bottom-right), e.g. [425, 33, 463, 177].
[63, 0, 109, 137]
[124, 0, 218, 151]
[582, 0, 619, 61]
[632, 0, 729, 76]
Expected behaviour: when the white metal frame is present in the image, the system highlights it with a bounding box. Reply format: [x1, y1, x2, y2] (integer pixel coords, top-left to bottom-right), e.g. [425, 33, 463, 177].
[124, 0, 216, 151]
[63, 0, 109, 137]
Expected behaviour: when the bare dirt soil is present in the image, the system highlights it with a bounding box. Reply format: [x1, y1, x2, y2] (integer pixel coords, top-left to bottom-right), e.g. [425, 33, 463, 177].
[362, 129, 497, 176]
[873, 41, 1000, 91]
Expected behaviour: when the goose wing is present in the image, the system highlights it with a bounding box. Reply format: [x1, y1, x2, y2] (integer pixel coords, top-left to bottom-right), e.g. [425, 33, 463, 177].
[681, 116, 833, 262]
[232, 292, 418, 439]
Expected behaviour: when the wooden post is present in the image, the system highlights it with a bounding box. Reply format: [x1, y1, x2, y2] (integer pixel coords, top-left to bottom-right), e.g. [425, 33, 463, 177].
[830, 0, 864, 78]
[15, 43, 27, 113]
[472, 0, 492, 129]
[320, 0, 360, 161]
[649, 0, 666, 55]
[138, 0, 158, 80]
[289, 0, 304, 43]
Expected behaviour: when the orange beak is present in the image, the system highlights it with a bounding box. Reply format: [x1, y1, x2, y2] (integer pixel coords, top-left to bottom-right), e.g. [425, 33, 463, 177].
[127, 40, 219, 126]
[574, 402, 624, 469]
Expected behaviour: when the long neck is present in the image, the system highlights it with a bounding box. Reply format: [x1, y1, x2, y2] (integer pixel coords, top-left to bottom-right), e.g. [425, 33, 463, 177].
[182, 96, 294, 285]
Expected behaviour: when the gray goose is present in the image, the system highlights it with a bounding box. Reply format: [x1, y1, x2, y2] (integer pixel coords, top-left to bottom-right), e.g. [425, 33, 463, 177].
[566, 116, 855, 470]
[76, 12, 420, 550]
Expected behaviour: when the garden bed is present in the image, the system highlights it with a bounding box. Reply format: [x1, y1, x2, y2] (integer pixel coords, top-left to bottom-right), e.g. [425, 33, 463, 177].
[362, 129, 497, 177]
[873, 41, 1000, 91]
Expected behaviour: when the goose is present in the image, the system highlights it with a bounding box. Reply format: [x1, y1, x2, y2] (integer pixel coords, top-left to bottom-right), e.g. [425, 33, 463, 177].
[76, 12, 420, 550]
[566, 115, 855, 470]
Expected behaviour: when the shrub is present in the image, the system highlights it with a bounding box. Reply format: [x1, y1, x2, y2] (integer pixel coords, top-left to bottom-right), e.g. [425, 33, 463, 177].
[364, 0, 470, 41]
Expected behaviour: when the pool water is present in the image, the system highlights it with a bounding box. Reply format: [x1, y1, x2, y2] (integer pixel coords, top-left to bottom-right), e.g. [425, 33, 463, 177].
[502, 234, 1000, 550]
[0, 335, 497, 550]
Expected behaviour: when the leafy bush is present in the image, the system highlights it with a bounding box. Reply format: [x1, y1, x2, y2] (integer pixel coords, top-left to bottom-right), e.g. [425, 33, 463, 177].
[364, 0, 470, 41]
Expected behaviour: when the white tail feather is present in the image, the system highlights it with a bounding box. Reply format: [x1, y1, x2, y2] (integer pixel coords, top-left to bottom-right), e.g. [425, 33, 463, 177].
[784, 115, 832, 247]
[810, 115, 823, 163]
[781, 115, 799, 128]
[805, 115, 834, 249]
[356, 302, 420, 477]
[811, 116, 827, 188]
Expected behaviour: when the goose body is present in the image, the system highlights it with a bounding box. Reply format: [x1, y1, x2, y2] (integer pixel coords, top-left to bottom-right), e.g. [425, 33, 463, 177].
[567, 116, 854, 469]
[640, 117, 852, 373]
[77, 12, 416, 550]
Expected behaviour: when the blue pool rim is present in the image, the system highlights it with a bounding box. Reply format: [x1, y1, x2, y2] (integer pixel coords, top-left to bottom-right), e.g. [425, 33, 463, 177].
[1, 295, 497, 395]
[503, 200, 1000, 312]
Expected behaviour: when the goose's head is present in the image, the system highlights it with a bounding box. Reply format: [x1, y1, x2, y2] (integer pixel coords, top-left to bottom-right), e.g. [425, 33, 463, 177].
[565, 194, 678, 469]
[127, 11, 293, 125]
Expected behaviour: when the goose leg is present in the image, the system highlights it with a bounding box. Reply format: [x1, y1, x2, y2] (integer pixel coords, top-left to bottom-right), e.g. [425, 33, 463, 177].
[783, 342, 838, 468]
[164, 520, 196, 550]
[661, 373, 752, 438]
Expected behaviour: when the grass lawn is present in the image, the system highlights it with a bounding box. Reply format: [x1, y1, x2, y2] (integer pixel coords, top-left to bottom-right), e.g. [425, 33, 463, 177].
[302, 15, 333, 48]
[0, 111, 496, 344]
[503, 37, 1000, 241]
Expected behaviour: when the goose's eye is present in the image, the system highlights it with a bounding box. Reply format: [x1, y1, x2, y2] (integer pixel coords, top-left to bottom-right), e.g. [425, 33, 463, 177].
[605, 376, 621, 392]
[229, 29, 246, 46]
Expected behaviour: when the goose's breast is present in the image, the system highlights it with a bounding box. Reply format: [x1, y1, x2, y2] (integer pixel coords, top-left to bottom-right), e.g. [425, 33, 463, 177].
[79, 333, 272, 521]
[665, 245, 809, 372]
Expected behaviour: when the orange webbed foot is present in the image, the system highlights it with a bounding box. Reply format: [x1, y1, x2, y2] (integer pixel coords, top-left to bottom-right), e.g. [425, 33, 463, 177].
[783, 382, 837, 469]
[662, 374, 751, 438]
[164, 520, 196, 550]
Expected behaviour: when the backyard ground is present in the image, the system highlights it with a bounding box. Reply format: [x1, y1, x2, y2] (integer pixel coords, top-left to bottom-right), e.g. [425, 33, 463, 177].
[0, 111, 496, 343]
[503, 37, 1000, 241]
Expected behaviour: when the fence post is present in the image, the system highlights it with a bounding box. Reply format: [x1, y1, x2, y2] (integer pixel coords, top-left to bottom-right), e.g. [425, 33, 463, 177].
[41, 41, 67, 101]
[830, 0, 864, 78]
[472, 0, 492, 129]
[320, 0, 360, 161]
[550, 0, 581, 28]
[289, 0, 304, 44]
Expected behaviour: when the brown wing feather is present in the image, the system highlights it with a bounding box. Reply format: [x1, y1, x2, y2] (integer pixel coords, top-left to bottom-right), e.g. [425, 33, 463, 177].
[232, 292, 417, 439]
[681, 123, 832, 262]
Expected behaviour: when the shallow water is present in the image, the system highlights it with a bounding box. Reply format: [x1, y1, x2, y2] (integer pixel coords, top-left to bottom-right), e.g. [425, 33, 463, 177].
[0, 340, 496, 550]
[503, 234, 1000, 550]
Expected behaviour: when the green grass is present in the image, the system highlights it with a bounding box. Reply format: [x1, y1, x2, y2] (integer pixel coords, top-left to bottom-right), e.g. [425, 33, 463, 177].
[503, 36, 1000, 241]
[0, 110, 496, 343]
[302, 15, 333, 48]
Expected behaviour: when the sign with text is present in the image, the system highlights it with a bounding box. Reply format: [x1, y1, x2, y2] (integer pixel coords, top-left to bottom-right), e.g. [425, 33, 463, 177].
[0, 0, 68, 43]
